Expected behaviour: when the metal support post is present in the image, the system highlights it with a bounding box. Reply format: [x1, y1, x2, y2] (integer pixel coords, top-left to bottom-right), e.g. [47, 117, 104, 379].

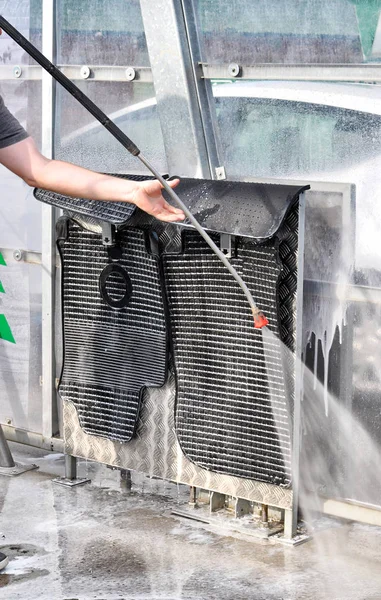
[235, 498, 252, 518]
[52, 454, 90, 487]
[0, 425, 15, 468]
[261, 504, 269, 528]
[0, 425, 38, 476]
[283, 508, 294, 541]
[189, 486, 197, 507]
[41, 0, 59, 439]
[210, 492, 226, 512]
[64, 454, 77, 480]
[120, 469, 132, 491]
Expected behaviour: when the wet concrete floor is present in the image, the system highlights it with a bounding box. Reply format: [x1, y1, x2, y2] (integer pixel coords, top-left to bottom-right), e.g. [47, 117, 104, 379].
[1, 442, 381, 600]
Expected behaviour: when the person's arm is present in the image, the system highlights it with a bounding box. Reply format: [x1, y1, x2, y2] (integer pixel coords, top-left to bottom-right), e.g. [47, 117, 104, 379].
[0, 136, 185, 223]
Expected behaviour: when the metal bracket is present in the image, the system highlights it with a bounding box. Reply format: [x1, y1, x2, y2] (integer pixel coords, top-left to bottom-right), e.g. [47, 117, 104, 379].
[210, 491, 226, 512]
[0, 463, 38, 477]
[101, 222, 115, 246]
[220, 233, 233, 259]
[234, 498, 252, 518]
[215, 166, 226, 180]
[53, 455, 90, 488]
[53, 476, 90, 487]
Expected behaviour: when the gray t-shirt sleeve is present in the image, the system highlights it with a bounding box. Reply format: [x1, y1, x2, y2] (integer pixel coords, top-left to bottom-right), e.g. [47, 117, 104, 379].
[0, 94, 29, 149]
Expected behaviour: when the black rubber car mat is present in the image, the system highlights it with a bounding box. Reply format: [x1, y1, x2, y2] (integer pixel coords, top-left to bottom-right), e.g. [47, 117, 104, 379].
[58, 221, 167, 442]
[162, 204, 299, 486]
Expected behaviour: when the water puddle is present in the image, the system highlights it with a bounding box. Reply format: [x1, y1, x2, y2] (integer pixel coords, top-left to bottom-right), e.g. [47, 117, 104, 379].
[0, 544, 49, 588]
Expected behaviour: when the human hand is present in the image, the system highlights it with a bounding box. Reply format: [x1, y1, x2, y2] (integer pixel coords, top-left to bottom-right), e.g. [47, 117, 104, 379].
[132, 178, 185, 222]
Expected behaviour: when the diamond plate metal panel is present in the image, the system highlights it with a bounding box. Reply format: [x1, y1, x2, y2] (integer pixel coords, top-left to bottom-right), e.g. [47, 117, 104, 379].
[64, 370, 293, 509]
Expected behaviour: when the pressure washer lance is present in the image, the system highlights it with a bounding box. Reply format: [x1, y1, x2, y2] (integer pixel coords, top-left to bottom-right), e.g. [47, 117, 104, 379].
[0, 15, 268, 329]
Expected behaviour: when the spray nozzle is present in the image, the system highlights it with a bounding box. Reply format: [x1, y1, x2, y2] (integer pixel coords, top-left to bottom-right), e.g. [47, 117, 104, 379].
[252, 309, 269, 329]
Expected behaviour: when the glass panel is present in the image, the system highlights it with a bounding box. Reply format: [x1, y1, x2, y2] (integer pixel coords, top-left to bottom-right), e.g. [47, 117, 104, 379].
[0, 1, 43, 434]
[194, 0, 381, 64]
[57, 0, 150, 66]
[0, 80, 42, 251]
[213, 80, 381, 268]
[0, 261, 42, 434]
[55, 1, 167, 174]
[55, 82, 167, 174]
[0, 0, 42, 60]
[0, 1, 42, 251]
[0, 0, 42, 250]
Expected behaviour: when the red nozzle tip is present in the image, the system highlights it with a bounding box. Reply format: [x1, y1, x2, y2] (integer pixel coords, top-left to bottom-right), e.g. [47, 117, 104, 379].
[253, 312, 269, 329]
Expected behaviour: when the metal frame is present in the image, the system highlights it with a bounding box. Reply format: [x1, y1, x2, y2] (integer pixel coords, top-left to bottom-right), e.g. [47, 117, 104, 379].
[180, 0, 223, 175]
[201, 63, 381, 82]
[41, 0, 58, 439]
[2, 424, 64, 453]
[288, 192, 306, 538]
[5, 62, 381, 83]
[0, 65, 153, 82]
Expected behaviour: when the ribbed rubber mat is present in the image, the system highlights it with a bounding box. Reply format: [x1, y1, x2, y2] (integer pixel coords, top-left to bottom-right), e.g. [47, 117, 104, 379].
[163, 206, 298, 486]
[58, 221, 167, 442]
[35, 174, 155, 225]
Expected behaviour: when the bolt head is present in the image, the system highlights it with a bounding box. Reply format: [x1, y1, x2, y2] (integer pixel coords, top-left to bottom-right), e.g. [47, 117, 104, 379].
[13, 249, 23, 261]
[228, 63, 241, 78]
[80, 65, 91, 79]
[125, 67, 136, 81]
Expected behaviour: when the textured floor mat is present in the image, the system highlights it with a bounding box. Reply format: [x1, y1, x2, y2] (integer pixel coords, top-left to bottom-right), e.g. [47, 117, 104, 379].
[162, 205, 299, 486]
[58, 221, 167, 442]
[34, 174, 155, 225]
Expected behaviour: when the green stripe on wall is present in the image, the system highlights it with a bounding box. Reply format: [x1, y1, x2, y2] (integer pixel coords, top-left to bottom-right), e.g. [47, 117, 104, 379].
[0, 281, 4, 294]
[0, 252, 6, 266]
[0, 314, 16, 344]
